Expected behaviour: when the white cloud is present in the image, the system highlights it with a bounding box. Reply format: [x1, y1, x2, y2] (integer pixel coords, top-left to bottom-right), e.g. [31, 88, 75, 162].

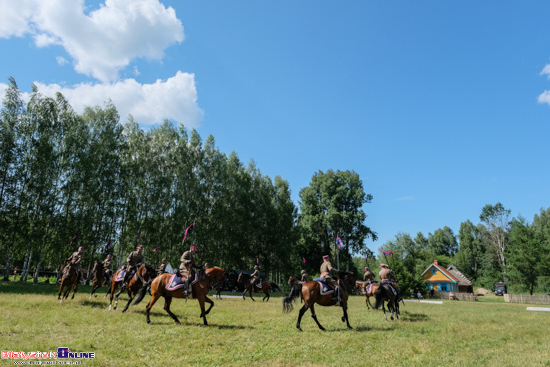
[0, 71, 203, 127]
[0, 0, 184, 83]
[540, 64, 550, 77]
[538, 90, 550, 105]
[56, 56, 68, 65]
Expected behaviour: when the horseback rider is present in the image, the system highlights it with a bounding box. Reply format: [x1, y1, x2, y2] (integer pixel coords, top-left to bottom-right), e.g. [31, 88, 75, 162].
[320, 255, 340, 303]
[379, 263, 401, 301]
[102, 254, 112, 279]
[157, 259, 167, 276]
[204, 263, 211, 269]
[179, 244, 202, 297]
[125, 245, 144, 283]
[65, 246, 84, 277]
[363, 266, 375, 283]
[301, 269, 310, 282]
[251, 265, 261, 287]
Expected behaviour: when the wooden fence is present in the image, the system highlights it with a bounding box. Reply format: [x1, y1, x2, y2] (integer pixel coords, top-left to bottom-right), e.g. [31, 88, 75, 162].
[504, 294, 550, 305]
[426, 291, 477, 301]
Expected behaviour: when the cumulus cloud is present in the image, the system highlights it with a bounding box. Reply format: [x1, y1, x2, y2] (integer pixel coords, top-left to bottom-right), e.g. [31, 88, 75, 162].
[0, 71, 203, 128]
[0, 0, 184, 83]
[539, 65, 550, 105]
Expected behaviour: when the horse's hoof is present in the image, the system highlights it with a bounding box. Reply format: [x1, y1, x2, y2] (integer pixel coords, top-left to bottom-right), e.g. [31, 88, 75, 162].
[342, 316, 345, 322]
[109, 305, 112, 310]
[348, 326, 353, 330]
[297, 327, 303, 332]
[147, 320, 151, 324]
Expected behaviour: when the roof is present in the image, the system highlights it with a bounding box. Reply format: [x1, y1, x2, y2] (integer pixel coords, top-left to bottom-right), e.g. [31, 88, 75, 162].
[421, 260, 461, 283]
[446, 265, 473, 286]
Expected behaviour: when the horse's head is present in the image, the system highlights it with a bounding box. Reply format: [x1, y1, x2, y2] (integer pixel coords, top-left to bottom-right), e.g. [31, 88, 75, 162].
[92, 260, 103, 273]
[237, 272, 247, 283]
[288, 274, 299, 286]
[143, 264, 157, 279]
[206, 267, 226, 284]
[339, 271, 356, 291]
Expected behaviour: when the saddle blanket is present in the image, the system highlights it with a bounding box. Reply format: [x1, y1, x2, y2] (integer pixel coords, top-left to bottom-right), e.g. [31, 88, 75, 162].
[114, 270, 126, 282]
[166, 272, 200, 291]
[364, 280, 378, 294]
[380, 283, 397, 296]
[315, 281, 334, 295]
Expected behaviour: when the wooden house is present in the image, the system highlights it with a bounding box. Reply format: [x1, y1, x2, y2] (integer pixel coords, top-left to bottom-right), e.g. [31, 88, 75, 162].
[421, 260, 460, 294]
[446, 265, 474, 293]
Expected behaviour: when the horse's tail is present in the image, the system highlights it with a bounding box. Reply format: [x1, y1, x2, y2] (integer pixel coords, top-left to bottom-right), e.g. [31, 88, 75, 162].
[133, 279, 153, 305]
[374, 284, 384, 309]
[270, 282, 282, 292]
[282, 284, 302, 313]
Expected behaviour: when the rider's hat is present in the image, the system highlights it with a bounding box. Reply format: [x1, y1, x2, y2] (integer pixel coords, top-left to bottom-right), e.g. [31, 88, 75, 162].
[322, 255, 330, 260]
[301, 270, 305, 274]
[254, 265, 259, 269]
[107, 254, 111, 258]
[191, 244, 198, 249]
[78, 246, 83, 251]
[137, 245, 143, 250]
[162, 259, 166, 262]
[365, 267, 369, 270]
[380, 263, 388, 268]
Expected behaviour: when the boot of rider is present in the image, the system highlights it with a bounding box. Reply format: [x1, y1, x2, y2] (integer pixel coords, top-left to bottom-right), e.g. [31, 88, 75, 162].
[332, 286, 340, 304]
[184, 278, 191, 297]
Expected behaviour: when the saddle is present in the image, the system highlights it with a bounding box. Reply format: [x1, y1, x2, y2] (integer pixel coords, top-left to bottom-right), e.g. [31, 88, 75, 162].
[312, 278, 335, 295]
[114, 268, 127, 282]
[380, 281, 398, 296]
[166, 272, 200, 291]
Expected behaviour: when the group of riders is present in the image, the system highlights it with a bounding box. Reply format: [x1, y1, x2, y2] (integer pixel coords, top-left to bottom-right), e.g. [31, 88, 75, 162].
[297, 255, 401, 303]
[64, 245, 400, 302]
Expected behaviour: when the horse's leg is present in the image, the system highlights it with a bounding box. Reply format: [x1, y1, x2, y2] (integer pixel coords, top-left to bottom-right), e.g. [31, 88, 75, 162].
[263, 287, 269, 302]
[242, 289, 247, 300]
[197, 296, 208, 326]
[296, 304, 309, 332]
[113, 286, 126, 310]
[382, 301, 388, 322]
[71, 281, 79, 299]
[121, 288, 135, 313]
[342, 302, 352, 329]
[163, 295, 180, 324]
[203, 295, 214, 316]
[108, 283, 118, 310]
[249, 286, 256, 302]
[308, 304, 325, 331]
[145, 292, 161, 324]
[58, 282, 64, 301]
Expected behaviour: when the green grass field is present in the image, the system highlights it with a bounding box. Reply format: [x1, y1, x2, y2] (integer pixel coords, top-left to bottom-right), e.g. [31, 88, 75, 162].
[1, 281, 549, 367]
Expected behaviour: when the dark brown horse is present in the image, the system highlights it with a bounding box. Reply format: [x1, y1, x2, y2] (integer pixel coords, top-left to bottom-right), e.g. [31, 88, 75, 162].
[237, 272, 282, 302]
[374, 283, 400, 321]
[108, 264, 157, 311]
[282, 271, 356, 331]
[57, 261, 81, 303]
[89, 260, 107, 300]
[133, 266, 227, 325]
[287, 274, 305, 303]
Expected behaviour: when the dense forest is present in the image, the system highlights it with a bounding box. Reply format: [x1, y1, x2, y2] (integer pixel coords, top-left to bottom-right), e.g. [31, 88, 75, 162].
[2, 78, 548, 295]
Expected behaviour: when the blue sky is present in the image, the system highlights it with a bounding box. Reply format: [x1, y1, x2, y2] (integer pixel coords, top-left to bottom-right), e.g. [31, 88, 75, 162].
[1, 0, 550, 252]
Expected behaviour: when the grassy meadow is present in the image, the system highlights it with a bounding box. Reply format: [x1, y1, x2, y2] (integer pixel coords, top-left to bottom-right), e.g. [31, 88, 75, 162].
[1, 281, 550, 367]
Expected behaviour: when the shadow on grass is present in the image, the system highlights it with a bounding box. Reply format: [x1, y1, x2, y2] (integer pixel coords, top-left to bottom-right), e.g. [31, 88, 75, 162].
[399, 310, 430, 322]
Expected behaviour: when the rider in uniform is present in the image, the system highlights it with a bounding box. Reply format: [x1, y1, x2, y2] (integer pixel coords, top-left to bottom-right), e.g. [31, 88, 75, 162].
[65, 246, 84, 279]
[179, 244, 202, 296]
[102, 254, 112, 279]
[363, 267, 375, 283]
[379, 263, 401, 301]
[125, 245, 144, 283]
[251, 265, 261, 287]
[157, 259, 167, 276]
[301, 269, 310, 282]
[320, 255, 339, 303]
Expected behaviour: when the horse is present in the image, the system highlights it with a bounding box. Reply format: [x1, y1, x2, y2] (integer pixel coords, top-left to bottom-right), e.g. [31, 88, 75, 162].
[89, 260, 107, 300]
[282, 271, 356, 331]
[108, 264, 157, 311]
[287, 274, 305, 303]
[132, 266, 227, 325]
[211, 270, 227, 299]
[355, 280, 380, 310]
[57, 261, 81, 303]
[237, 272, 282, 302]
[373, 282, 400, 321]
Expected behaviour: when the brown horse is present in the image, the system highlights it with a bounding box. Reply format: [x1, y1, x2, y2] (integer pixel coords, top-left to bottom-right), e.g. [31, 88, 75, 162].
[57, 262, 81, 303]
[237, 272, 282, 302]
[89, 260, 106, 300]
[355, 280, 380, 309]
[373, 283, 400, 321]
[211, 270, 227, 299]
[108, 264, 157, 311]
[287, 274, 305, 303]
[132, 266, 227, 325]
[282, 271, 356, 331]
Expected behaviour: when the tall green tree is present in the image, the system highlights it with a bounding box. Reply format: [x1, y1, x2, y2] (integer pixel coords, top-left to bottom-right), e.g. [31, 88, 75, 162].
[507, 217, 541, 295]
[480, 202, 512, 270]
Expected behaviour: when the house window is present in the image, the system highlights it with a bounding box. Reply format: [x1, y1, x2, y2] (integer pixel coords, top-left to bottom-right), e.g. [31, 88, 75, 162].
[440, 283, 448, 292]
[432, 269, 436, 275]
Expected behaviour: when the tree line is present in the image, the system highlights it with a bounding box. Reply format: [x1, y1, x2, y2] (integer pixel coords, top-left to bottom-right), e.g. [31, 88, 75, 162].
[360, 203, 550, 295]
[0, 78, 377, 283]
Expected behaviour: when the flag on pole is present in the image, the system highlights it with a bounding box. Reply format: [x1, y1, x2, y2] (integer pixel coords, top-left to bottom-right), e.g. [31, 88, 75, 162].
[256, 257, 260, 265]
[136, 229, 141, 242]
[152, 247, 159, 252]
[382, 249, 393, 257]
[69, 233, 78, 246]
[336, 237, 343, 250]
[303, 257, 306, 264]
[182, 223, 195, 243]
